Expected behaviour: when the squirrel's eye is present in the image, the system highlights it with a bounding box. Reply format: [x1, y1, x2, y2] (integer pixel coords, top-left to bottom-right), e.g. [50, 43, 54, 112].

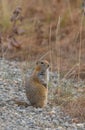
[41, 62, 44, 64]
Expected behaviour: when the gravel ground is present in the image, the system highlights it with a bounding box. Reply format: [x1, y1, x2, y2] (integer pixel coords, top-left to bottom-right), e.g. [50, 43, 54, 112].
[0, 59, 85, 130]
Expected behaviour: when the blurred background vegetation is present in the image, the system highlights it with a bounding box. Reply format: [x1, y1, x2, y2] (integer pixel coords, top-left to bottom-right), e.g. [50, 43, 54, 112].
[0, 0, 85, 79]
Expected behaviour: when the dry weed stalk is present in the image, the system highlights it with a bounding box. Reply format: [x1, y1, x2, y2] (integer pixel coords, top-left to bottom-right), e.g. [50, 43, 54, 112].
[56, 16, 61, 90]
[78, 13, 84, 81]
[48, 25, 53, 72]
[8, 7, 24, 50]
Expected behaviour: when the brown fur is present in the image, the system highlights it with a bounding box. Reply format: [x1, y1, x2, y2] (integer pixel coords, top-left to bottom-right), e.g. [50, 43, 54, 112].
[25, 60, 49, 108]
[13, 60, 49, 108]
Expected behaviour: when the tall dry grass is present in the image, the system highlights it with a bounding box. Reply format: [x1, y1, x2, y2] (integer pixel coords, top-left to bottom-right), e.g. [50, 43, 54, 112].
[48, 0, 85, 122]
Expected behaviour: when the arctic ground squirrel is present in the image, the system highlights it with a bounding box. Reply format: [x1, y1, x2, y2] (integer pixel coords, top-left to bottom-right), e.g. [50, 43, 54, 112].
[14, 60, 49, 108]
[25, 60, 49, 108]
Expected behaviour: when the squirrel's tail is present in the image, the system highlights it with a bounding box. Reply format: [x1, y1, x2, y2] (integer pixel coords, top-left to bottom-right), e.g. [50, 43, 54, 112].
[13, 99, 30, 107]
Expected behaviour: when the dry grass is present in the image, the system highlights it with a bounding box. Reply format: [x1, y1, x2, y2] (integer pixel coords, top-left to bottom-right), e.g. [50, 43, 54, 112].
[52, 85, 85, 122]
[53, 86, 73, 106]
[63, 96, 85, 122]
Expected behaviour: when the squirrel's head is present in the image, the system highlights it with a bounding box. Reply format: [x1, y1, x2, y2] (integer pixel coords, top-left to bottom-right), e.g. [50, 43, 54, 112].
[35, 60, 49, 74]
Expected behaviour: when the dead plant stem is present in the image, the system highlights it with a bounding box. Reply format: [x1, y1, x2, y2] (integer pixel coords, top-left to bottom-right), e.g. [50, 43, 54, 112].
[56, 16, 61, 86]
[78, 14, 84, 81]
[49, 25, 53, 72]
